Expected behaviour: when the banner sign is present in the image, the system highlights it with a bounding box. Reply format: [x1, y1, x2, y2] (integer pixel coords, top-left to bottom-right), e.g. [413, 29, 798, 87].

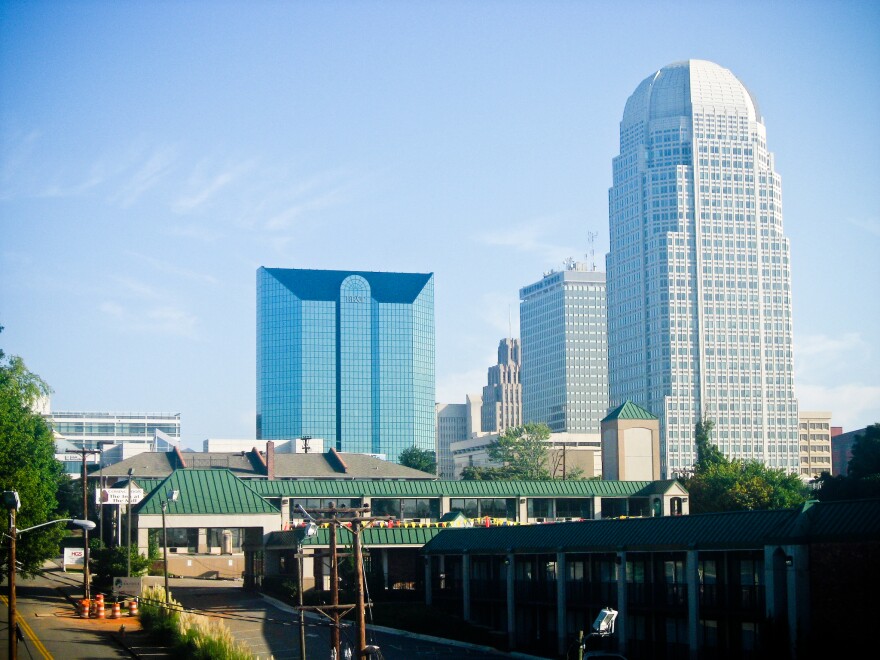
[113, 576, 163, 598]
[63, 547, 85, 571]
[95, 488, 144, 505]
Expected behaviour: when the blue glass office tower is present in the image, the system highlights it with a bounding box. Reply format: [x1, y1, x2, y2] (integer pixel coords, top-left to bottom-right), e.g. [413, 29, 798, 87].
[257, 268, 435, 462]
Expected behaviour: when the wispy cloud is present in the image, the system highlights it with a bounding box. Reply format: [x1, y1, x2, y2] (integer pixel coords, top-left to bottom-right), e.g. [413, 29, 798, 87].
[114, 276, 163, 300]
[796, 382, 880, 430]
[477, 291, 520, 339]
[794, 331, 880, 428]
[794, 332, 871, 381]
[146, 306, 199, 339]
[262, 169, 350, 231]
[0, 129, 107, 200]
[124, 251, 219, 286]
[110, 145, 178, 208]
[99, 300, 199, 339]
[477, 218, 575, 267]
[847, 216, 880, 237]
[436, 367, 487, 404]
[172, 158, 256, 213]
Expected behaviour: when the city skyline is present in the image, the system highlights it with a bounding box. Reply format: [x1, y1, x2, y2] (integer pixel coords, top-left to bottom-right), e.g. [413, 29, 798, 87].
[1, 2, 878, 450]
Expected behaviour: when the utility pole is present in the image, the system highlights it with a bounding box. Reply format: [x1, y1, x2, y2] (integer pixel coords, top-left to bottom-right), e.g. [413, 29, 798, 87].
[6, 497, 18, 660]
[70, 448, 100, 600]
[296, 503, 391, 659]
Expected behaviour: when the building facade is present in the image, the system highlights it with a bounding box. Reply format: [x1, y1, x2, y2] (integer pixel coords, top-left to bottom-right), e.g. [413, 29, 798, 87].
[606, 60, 799, 478]
[422, 498, 880, 659]
[481, 338, 523, 433]
[257, 267, 435, 462]
[520, 262, 608, 434]
[797, 411, 833, 479]
[42, 402, 180, 477]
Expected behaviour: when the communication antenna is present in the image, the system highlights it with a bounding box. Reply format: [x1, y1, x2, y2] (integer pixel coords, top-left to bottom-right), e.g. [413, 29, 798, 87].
[586, 231, 598, 272]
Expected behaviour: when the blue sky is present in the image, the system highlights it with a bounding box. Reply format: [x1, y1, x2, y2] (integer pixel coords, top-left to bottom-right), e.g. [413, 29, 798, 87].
[2, 1, 878, 451]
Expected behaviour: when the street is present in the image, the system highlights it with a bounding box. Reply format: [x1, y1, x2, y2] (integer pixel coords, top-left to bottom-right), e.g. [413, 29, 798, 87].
[2, 565, 549, 660]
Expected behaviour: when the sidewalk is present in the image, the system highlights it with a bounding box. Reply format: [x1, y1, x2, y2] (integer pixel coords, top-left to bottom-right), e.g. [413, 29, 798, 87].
[53, 580, 172, 659]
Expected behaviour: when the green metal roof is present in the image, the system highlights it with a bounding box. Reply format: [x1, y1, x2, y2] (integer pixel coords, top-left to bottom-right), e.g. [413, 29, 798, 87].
[421, 499, 880, 555]
[602, 400, 657, 421]
[137, 469, 280, 515]
[245, 479, 671, 499]
[266, 525, 445, 548]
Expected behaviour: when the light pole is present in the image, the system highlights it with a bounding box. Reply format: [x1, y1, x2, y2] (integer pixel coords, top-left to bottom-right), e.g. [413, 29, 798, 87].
[294, 504, 319, 660]
[4, 490, 95, 660]
[126, 468, 134, 577]
[161, 489, 179, 605]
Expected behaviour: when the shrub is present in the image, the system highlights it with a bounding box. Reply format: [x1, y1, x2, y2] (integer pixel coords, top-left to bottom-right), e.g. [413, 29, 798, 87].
[138, 585, 252, 659]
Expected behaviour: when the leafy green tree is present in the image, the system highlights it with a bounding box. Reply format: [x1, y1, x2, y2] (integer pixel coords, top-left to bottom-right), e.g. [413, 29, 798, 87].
[0, 326, 66, 576]
[682, 416, 809, 513]
[459, 465, 507, 481]
[694, 418, 727, 471]
[89, 542, 152, 589]
[845, 423, 880, 480]
[487, 422, 552, 480]
[398, 446, 436, 474]
[816, 424, 880, 501]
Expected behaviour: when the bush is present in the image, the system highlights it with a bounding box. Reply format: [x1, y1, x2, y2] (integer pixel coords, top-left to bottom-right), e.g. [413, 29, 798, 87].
[138, 585, 252, 659]
[89, 544, 152, 592]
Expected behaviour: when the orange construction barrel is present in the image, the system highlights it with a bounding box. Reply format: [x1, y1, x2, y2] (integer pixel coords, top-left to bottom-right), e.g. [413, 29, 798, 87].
[79, 599, 90, 618]
[128, 599, 138, 616]
[110, 601, 121, 619]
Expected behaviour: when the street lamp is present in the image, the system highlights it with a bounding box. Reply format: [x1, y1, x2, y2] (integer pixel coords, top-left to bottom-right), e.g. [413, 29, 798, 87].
[126, 468, 134, 577]
[161, 489, 179, 604]
[4, 489, 95, 660]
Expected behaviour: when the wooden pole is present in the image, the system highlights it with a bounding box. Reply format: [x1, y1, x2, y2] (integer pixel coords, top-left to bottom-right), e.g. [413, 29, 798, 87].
[353, 521, 366, 657]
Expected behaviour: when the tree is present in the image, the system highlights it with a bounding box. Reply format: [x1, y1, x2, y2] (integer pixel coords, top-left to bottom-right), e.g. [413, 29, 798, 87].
[816, 424, 880, 501]
[845, 423, 880, 480]
[398, 446, 436, 474]
[682, 416, 809, 513]
[463, 422, 554, 481]
[459, 465, 507, 481]
[0, 326, 67, 576]
[694, 418, 727, 472]
[89, 541, 151, 590]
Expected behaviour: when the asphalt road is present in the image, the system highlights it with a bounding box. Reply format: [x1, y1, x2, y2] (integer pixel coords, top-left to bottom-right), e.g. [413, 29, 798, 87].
[3, 567, 550, 660]
[171, 580, 546, 659]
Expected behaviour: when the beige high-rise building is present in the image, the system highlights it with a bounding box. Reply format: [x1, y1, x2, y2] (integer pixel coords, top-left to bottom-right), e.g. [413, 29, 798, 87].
[798, 411, 833, 479]
[435, 394, 481, 479]
[481, 338, 522, 433]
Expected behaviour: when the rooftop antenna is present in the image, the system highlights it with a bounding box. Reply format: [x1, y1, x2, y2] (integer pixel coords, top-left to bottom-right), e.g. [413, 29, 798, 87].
[587, 231, 598, 272]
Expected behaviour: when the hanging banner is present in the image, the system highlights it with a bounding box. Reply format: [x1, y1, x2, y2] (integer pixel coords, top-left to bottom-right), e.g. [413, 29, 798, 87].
[95, 488, 145, 505]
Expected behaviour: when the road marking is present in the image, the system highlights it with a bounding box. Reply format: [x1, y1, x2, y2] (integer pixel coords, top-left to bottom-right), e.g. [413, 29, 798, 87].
[0, 594, 53, 659]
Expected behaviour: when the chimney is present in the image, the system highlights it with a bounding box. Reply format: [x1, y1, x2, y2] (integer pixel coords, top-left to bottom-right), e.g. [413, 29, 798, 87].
[328, 447, 349, 474]
[173, 446, 188, 469]
[266, 441, 276, 480]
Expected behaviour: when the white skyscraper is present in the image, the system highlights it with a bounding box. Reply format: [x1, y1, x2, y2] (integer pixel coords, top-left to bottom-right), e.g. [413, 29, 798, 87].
[606, 60, 799, 477]
[520, 262, 608, 434]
